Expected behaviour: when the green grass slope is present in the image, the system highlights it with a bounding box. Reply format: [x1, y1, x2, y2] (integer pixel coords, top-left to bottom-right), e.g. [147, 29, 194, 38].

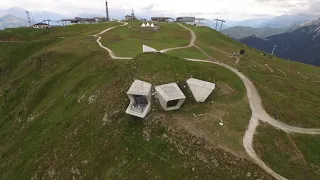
[0, 25, 272, 179]
[100, 21, 190, 57]
[0, 22, 119, 41]
[168, 24, 320, 128]
[255, 124, 320, 180]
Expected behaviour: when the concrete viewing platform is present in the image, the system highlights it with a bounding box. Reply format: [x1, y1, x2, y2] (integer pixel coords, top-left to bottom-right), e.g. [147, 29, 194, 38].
[155, 83, 186, 111]
[126, 80, 152, 118]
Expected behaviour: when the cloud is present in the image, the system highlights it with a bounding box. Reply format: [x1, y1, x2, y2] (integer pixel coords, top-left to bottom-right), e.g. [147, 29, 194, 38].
[143, 4, 156, 11]
[0, 0, 319, 20]
[253, 0, 320, 14]
[309, 0, 320, 13]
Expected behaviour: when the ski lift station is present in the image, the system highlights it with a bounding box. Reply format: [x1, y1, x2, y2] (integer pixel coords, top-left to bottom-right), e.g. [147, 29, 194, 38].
[126, 80, 152, 118]
[155, 83, 186, 111]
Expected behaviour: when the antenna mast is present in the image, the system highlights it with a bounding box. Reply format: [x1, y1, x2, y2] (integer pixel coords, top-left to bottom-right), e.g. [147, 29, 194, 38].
[105, 0, 109, 21]
[271, 45, 277, 55]
[26, 11, 32, 27]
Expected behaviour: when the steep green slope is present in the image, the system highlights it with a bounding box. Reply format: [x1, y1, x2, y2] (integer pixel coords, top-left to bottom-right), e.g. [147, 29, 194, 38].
[0, 25, 272, 179]
[255, 124, 320, 180]
[169, 24, 320, 128]
[0, 22, 119, 41]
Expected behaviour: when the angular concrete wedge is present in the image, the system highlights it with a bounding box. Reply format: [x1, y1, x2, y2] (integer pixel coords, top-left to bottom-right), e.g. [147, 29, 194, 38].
[143, 45, 158, 53]
[187, 78, 215, 102]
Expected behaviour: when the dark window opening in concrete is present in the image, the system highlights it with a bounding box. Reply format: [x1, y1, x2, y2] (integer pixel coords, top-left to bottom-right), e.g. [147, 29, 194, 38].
[167, 100, 179, 107]
[134, 95, 148, 106]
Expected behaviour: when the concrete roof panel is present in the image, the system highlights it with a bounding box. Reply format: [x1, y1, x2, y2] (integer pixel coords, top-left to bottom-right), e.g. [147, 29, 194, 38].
[155, 83, 186, 101]
[127, 80, 152, 96]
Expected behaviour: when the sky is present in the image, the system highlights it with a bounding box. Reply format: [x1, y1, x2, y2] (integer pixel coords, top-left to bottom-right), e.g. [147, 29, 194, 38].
[0, 0, 320, 20]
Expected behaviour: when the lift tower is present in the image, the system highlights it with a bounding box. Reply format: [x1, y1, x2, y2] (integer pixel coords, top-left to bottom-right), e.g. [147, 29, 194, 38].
[26, 11, 32, 27]
[106, 0, 110, 21]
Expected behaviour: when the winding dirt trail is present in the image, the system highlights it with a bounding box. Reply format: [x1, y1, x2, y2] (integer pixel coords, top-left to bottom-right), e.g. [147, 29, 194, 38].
[277, 68, 287, 76]
[93, 22, 132, 60]
[265, 64, 274, 73]
[243, 117, 287, 180]
[185, 58, 320, 134]
[159, 23, 196, 53]
[234, 56, 240, 65]
[298, 72, 309, 80]
[94, 22, 320, 180]
[94, 22, 196, 59]
[185, 58, 320, 180]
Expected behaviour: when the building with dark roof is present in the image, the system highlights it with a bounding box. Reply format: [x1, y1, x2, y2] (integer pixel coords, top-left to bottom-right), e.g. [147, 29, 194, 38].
[32, 23, 51, 29]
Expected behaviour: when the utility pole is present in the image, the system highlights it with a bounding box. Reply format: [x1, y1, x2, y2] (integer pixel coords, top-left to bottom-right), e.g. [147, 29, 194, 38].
[26, 11, 32, 27]
[271, 45, 277, 55]
[105, 0, 109, 21]
[220, 20, 226, 31]
[30, 12, 35, 25]
[132, 8, 135, 16]
[214, 19, 226, 31]
[214, 18, 219, 30]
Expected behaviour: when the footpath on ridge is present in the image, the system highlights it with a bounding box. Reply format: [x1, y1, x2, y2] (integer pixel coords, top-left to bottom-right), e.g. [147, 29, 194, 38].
[94, 22, 320, 180]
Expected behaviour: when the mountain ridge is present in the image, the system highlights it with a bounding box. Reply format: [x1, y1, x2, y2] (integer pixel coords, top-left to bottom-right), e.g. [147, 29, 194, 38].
[222, 26, 285, 39]
[239, 19, 320, 66]
[0, 14, 28, 29]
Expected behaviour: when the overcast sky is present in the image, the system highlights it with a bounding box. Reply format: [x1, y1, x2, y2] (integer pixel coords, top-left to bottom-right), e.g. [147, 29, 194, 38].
[0, 0, 319, 20]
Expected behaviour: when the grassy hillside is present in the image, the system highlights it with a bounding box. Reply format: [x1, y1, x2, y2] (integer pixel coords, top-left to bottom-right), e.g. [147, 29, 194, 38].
[167, 24, 320, 128]
[0, 22, 119, 41]
[0, 24, 273, 179]
[254, 124, 320, 180]
[100, 21, 190, 57]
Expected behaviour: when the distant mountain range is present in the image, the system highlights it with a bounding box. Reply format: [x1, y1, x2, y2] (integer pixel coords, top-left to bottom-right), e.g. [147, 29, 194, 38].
[203, 20, 230, 30]
[239, 18, 320, 66]
[224, 14, 318, 29]
[0, 7, 67, 22]
[229, 18, 271, 28]
[205, 14, 318, 33]
[0, 7, 113, 29]
[222, 26, 285, 39]
[0, 14, 28, 30]
[257, 14, 319, 28]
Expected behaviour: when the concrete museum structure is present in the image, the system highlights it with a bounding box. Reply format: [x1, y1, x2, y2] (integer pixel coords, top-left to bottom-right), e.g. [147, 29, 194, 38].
[155, 83, 186, 111]
[126, 80, 152, 118]
[142, 45, 158, 53]
[187, 78, 215, 102]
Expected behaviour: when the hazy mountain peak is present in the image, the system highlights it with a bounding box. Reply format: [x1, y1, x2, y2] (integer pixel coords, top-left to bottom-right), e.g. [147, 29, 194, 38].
[300, 17, 320, 27]
[0, 13, 29, 30]
[1, 14, 26, 20]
